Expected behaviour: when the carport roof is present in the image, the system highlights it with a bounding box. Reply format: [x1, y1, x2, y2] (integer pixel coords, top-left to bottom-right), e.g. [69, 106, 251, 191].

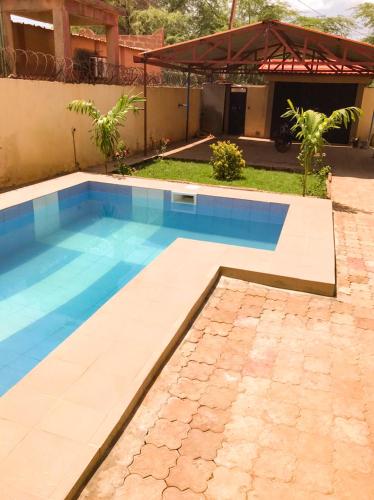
[134, 20, 374, 76]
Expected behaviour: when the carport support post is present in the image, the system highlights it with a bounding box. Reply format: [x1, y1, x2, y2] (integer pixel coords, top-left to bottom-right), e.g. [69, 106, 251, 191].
[185, 67, 191, 143]
[143, 59, 148, 156]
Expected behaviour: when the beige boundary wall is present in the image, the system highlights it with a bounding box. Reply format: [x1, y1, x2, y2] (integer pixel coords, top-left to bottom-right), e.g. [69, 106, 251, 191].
[0, 79, 201, 189]
[357, 86, 374, 143]
[244, 85, 271, 138]
[244, 81, 374, 142]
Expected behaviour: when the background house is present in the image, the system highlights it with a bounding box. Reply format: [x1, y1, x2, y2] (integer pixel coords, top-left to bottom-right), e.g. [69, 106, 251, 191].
[11, 17, 163, 74]
[0, 0, 163, 79]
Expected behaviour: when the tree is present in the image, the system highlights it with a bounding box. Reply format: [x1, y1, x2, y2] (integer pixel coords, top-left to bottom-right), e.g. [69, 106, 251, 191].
[159, 0, 228, 37]
[282, 100, 361, 196]
[189, 0, 228, 37]
[131, 7, 192, 44]
[353, 2, 374, 44]
[67, 94, 145, 173]
[237, 0, 296, 25]
[99, 0, 359, 43]
[293, 15, 355, 37]
[107, 0, 160, 34]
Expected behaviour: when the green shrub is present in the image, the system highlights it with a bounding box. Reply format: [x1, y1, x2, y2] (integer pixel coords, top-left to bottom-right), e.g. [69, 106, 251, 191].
[210, 141, 245, 181]
[114, 142, 135, 176]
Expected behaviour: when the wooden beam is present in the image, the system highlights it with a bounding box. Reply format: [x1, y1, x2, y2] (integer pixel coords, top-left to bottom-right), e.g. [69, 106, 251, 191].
[263, 25, 270, 70]
[316, 42, 374, 69]
[196, 40, 226, 61]
[302, 37, 308, 61]
[134, 55, 188, 71]
[231, 29, 263, 61]
[227, 33, 232, 62]
[295, 33, 373, 67]
[270, 27, 302, 62]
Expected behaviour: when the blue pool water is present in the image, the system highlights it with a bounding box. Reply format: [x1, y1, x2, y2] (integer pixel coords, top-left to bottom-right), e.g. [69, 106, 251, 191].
[0, 182, 288, 395]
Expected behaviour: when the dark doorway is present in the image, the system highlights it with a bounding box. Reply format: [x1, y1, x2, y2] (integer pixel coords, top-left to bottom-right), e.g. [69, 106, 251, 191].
[228, 88, 247, 135]
[271, 82, 358, 144]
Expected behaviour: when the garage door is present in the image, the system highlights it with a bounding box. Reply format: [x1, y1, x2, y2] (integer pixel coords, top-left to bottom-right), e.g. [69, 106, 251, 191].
[271, 82, 358, 144]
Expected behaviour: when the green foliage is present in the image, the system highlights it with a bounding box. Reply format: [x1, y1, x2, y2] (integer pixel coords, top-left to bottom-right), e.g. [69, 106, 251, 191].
[189, 0, 228, 37]
[353, 2, 374, 43]
[107, 0, 228, 41]
[67, 94, 145, 171]
[157, 137, 171, 157]
[114, 141, 135, 175]
[237, 0, 296, 25]
[353, 3, 374, 29]
[300, 154, 331, 197]
[102, 0, 372, 42]
[293, 15, 355, 37]
[131, 7, 192, 44]
[210, 141, 246, 181]
[135, 158, 327, 197]
[118, 163, 135, 175]
[146, 0, 228, 40]
[315, 164, 331, 189]
[106, 0, 151, 33]
[102, 0, 364, 43]
[282, 100, 361, 196]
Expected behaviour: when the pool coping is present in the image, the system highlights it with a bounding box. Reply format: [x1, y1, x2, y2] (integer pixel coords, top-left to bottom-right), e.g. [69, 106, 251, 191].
[0, 172, 335, 499]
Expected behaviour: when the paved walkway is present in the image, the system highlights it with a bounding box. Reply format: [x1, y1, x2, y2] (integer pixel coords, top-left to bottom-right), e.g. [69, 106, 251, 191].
[167, 136, 374, 174]
[84, 135, 374, 177]
[81, 166, 374, 499]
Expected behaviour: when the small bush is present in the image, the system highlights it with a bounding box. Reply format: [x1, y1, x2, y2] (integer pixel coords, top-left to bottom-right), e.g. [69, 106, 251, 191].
[305, 153, 331, 197]
[157, 137, 171, 158]
[114, 141, 135, 176]
[210, 141, 245, 181]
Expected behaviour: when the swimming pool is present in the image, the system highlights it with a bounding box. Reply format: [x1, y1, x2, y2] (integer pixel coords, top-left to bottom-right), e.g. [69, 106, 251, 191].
[0, 181, 288, 395]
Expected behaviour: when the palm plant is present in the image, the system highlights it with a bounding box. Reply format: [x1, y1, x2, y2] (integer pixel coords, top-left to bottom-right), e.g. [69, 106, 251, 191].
[282, 99, 362, 196]
[68, 94, 145, 173]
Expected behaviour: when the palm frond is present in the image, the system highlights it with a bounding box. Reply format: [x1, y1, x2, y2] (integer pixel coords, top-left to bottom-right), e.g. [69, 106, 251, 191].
[329, 107, 362, 129]
[282, 99, 362, 196]
[68, 94, 145, 163]
[67, 100, 100, 120]
[110, 94, 145, 121]
[281, 99, 299, 122]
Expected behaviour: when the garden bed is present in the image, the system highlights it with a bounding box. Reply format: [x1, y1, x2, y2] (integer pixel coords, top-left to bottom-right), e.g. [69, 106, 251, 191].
[127, 159, 327, 197]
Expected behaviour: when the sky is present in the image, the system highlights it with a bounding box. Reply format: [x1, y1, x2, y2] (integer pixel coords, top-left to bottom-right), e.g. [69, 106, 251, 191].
[288, 0, 362, 16]
[287, 0, 369, 38]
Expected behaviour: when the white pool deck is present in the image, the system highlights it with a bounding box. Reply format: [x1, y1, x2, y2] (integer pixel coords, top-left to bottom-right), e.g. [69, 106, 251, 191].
[0, 173, 335, 499]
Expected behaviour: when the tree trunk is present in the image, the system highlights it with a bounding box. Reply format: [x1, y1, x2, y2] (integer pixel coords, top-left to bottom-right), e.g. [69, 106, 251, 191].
[303, 155, 312, 197]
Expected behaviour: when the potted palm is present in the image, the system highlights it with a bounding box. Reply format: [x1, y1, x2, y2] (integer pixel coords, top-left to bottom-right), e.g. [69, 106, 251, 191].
[68, 94, 145, 174]
[282, 99, 362, 196]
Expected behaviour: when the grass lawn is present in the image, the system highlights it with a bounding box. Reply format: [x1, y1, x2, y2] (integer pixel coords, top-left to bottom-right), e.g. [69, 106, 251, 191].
[132, 159, 326, 197]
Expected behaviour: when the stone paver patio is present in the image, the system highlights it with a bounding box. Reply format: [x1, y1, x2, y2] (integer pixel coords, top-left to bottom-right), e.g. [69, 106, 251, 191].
[81, 165, 374, 499]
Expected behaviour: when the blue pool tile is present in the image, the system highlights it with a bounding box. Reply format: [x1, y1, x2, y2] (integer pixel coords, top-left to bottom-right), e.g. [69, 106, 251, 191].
[196, 195, 214, 217]
[25, 329, 71, 361]
[0, 366, 26, 395]
[0, 181, 288, 394]
[0, 355, 40, 395]
[58, 182, 88, 200]
[0, 344, 20, 368]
